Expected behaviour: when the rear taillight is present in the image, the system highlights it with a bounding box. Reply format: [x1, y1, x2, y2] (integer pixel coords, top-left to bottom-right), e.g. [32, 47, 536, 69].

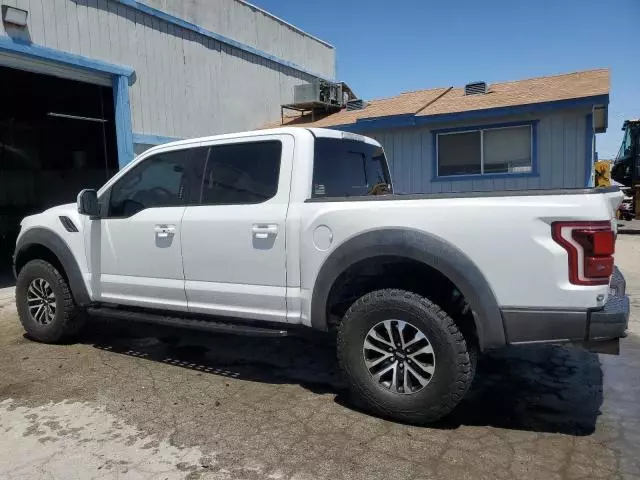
[551, 221, 615, 285]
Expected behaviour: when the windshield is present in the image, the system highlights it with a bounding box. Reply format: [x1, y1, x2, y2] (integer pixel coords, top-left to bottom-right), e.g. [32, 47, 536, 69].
[615, 127, 633, 162]
[312, 138, 392, 197]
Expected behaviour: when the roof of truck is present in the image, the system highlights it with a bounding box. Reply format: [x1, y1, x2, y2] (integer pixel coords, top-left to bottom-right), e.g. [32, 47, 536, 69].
[140, 127, 381, 156]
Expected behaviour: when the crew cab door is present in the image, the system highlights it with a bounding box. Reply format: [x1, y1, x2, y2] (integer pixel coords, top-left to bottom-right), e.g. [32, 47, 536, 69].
[86, 146, 207, 310]
[181, 134, 293, 322]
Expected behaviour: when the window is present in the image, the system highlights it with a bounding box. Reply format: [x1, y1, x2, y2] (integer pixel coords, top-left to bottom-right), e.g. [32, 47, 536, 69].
[616, 126, 634, 161]
[437, 124, 533, 177]
[437, 131, 481, 176]
[108, 147, 207, 216]
[312, 138, 392, 197]
[483, 127, 532, 173]
[201, 140, 281, 205]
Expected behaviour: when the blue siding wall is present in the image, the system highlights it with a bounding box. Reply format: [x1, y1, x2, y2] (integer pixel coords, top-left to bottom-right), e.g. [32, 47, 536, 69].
[366, 108, 592, 193]
[0, 0, 333, 155]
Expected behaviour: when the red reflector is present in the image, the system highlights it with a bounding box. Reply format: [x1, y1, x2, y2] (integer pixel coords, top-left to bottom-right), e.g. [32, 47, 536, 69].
[572, 229, 615, 255]
[584, 256, 614, 278]
[591, 230, 615, 255]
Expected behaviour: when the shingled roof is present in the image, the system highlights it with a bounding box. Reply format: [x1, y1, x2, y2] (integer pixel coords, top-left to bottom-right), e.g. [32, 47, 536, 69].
[273, 69, 609, 128]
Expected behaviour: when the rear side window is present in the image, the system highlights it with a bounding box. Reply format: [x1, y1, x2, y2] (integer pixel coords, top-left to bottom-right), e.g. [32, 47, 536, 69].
[312, 138, 392, 197]
[201, 140, 281, 205]
[108, 147, 207, 217]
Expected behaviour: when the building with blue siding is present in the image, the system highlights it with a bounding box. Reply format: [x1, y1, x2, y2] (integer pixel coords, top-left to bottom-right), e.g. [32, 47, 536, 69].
[276, 70, 609, 193]
[0, 0, 334, 264]
[0, 0, 334, 167]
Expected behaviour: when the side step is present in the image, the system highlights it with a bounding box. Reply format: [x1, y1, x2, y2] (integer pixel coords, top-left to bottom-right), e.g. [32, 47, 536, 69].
[86, 306, 289, 337]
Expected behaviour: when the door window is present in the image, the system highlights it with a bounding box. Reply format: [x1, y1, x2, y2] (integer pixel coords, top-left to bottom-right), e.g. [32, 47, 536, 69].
[108, 147, 207, 217]
[201, 140, 282, 205]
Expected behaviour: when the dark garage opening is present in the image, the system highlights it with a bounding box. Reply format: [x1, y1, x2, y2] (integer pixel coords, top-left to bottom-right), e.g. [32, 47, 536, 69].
[0, 65, 118, 274]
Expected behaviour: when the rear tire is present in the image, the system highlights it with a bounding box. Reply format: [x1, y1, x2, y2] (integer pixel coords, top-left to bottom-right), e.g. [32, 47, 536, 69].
[16, 259, 85, 343]
[337, 289, 474, 424]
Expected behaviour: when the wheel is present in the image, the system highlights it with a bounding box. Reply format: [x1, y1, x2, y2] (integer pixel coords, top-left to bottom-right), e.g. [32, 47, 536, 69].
[15, 259, 85, 343]
[337, 289, 474, 424]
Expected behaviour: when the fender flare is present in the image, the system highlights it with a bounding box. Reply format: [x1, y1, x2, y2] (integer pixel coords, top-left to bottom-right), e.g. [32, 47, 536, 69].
[310, 229, 506, 350]
[14, 227, 91, 306]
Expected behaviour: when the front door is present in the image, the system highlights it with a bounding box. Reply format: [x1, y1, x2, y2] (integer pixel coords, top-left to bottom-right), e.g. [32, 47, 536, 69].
[86, 145, 207, 310]
[181, 135, 292, 322]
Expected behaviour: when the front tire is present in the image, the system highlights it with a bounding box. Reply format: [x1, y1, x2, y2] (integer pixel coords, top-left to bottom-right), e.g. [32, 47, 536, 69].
[16, 259, 85, 343]
[337, 289, 474, 424]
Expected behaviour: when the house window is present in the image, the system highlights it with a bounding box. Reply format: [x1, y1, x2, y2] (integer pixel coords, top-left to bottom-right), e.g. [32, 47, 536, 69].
[437, 124, 533, 177]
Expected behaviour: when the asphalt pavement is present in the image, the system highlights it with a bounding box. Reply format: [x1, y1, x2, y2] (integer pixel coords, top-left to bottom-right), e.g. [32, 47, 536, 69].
[1, 238, 640, 479]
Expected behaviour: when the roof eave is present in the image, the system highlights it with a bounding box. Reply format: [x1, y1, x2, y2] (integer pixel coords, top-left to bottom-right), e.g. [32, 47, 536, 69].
[320, 94, 610, 132]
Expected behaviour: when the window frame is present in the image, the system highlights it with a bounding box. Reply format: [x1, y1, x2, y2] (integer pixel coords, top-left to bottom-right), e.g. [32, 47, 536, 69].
[310, 137, 393, 199]
[433, 120, 539, 181]
[99, 144, 208, 218]
[97, 134, 290, 216]
[198, 139, 283, 207]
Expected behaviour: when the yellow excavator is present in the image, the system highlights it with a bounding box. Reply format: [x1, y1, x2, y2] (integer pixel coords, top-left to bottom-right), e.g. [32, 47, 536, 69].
[594, 160, 612, 187]
[610, 119, 640, 219]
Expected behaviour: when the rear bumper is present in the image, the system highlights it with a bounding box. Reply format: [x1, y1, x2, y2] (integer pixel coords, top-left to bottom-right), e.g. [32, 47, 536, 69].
[589, 268, 629, 341]
[502, 267, 630, 345]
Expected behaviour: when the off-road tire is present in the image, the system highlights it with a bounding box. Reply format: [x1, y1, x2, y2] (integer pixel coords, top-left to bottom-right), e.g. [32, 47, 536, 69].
[16, 259, 85, 343]
[337, 288, 474, 424]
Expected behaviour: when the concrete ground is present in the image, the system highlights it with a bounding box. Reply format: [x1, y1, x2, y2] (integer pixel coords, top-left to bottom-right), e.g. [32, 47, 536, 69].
[1, 239, 640, 480]
[618, 218, 640, 234]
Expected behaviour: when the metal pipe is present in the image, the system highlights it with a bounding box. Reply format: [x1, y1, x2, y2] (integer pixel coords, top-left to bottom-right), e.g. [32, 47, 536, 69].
[46, 113, 108, 123]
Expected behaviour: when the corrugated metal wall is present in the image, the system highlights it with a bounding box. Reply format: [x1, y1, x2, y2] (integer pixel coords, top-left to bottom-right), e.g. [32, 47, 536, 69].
[0, 0, 333, 139]
[366, 109, 591, 193]
[144, 0, 335, 79]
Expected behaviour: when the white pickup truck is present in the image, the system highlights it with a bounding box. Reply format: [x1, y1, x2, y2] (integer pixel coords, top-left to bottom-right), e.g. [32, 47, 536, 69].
[13, 127, 629, 424]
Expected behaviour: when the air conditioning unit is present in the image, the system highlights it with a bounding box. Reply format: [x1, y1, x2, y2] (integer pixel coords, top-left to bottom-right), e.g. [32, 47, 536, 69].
[294, 80, 343, 107]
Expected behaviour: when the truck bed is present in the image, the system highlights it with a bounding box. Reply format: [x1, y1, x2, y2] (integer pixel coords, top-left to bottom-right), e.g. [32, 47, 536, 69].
[306, 187, 621, 202]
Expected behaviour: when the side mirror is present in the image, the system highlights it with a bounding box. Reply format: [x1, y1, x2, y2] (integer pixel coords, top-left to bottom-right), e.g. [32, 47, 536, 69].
[77, 189, 100, 218]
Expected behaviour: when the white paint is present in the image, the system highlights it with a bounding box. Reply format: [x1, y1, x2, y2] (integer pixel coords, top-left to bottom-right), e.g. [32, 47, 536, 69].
[297, 189, 621, 315]
[85, 206, 189, 311]
[181, 133, 295, 322]
[17, 127, 622, 330]
[312, 225, 332, 251]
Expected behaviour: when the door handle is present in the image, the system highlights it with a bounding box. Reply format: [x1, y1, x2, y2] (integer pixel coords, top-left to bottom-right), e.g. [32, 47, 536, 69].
[252, 224, 278, 239]
[154, 224, 176, 238]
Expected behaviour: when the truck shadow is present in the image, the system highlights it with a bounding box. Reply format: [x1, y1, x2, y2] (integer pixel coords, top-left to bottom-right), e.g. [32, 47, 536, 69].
[425, 344, 603, 435]
[80, 317, 603, 436]
[0, 266, 15, 289]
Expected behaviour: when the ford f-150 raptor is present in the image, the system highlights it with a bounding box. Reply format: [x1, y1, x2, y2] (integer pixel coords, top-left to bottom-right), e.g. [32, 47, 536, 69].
[13, 127, 630, 424]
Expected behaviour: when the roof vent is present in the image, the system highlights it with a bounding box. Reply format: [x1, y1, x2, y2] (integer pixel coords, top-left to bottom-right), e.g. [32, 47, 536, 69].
[464, 81, 487, 95]
[346, 99, 368, 111]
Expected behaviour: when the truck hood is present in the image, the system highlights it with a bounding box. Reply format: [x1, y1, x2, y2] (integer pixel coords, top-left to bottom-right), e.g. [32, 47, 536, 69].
[43, 203, 77, 216]
[20, 203, 79, 228]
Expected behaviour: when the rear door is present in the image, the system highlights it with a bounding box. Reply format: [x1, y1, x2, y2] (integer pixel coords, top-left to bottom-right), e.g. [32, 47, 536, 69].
[181, 134, 293, 322]
[86, 146, 207, 310]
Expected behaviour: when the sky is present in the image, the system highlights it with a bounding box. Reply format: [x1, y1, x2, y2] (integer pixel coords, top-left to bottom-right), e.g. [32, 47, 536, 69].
[251, 0, 639, 160]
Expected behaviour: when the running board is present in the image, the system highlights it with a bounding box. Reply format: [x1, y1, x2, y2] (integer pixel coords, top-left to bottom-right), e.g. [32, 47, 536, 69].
[86, 307, 289, 337]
